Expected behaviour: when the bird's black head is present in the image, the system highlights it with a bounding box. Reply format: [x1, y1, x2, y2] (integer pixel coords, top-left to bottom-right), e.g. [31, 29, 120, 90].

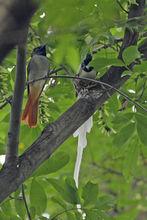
[82, 66, 94, 72]
[32, 45, 46, 56]
[83, 53, 92, 66]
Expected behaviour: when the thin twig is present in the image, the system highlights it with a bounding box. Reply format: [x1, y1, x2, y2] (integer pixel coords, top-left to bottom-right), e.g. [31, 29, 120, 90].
[0, 96, 12, 110]
[22, 184, 32, 220]
[49, 67, 63, 75]
[5, 29, 28, 166]
[116, 0, 129, 14]
[27, 74, 147, 113]
[92, 162, 122, 176]
[29, 25, 43, 44]
[92, 38, 123, 54]
[50, 207, 100, 220]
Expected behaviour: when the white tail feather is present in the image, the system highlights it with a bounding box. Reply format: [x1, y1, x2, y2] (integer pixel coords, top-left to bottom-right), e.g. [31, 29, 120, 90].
[73, 116, 93, 188]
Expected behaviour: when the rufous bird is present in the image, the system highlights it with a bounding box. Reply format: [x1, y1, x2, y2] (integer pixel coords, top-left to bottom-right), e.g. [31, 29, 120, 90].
[22, 45, 49, 128]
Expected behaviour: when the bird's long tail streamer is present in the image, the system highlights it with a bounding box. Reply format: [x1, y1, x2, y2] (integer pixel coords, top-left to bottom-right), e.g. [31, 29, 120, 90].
[73, 116, 93, 188]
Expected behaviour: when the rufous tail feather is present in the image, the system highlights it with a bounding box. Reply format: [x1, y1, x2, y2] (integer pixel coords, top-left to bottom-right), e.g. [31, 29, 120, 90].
[22, 93, 39, 128]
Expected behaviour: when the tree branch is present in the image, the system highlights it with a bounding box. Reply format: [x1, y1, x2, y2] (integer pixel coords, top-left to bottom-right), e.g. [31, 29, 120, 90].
[0, 0, 37, 63]
[101, 0, 145, 83]
[0, 96, 12, 110]
[5, 30, 28, 166]
[0, 76, 131, 203]
[0, 0, 145, 203]
[27, 74, 147, 113]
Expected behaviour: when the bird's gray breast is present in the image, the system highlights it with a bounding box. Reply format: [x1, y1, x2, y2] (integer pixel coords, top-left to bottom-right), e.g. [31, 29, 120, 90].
[28, 55, 49, 81]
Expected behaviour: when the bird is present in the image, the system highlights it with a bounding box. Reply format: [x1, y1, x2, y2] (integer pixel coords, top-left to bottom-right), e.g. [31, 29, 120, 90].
[73, 53, 97, 187]
[22, 45, 49, 128]
[74, 53, 97, 95]
[80, 53, 96, 79]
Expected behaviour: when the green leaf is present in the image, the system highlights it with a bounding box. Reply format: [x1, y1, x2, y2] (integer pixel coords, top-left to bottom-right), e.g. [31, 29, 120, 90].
[122, 46, 140, 65]
[51, 196, 67, 209]
[47, 178, 65, 196]
[66, 47, 80, 72]
[123, 139, 140, 181]
[133, 61, 147, 73]
[66, 212, 76, 220]
[112, 113, 134, 128]
[0, 211, 9, 220]
[15, 197, 26, 219]
[30, 206, 36, 219]
[91, 57, 124, 70]
[1, 200, 12, 216]
[113, 122, 135, 147]
[48, 178, 79, 204]
[34, 152, 70, 176]
[0, 213, 21, 220]
[10, 215, 21, 220]
[65, 177, 79, 204]
[30, 179, 47, 215]
[107, 94, 119, 115]
[39, 217, 49, 220]
[116, 208, 138, 220]
[74, 211, 82, 219]
[129, 0, 138, 5]
[53, 43, 65, 64]
[82, 181, 98, 206]
[141, 144, 147, 157]
[20, 125, 41, 150]
[10, 66, 16, 82]
[96, 195, 114, 210]
[136, 113, 147, 145]
[85, 210, 100, 220]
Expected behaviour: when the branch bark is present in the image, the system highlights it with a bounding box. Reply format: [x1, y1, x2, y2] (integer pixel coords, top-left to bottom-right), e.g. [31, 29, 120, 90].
[101, 0, 145, 83]
[0, 0, 146, 203]
[5, 29, 28, 166]
[0, 0, 37, 63]
[0, 77, 127, 203]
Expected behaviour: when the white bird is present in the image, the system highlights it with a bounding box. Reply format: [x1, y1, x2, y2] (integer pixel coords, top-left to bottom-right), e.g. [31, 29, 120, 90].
[73, 53, 96, 188]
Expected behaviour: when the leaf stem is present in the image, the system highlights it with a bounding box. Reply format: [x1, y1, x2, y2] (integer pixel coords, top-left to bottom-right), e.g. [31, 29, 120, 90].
[116, 0, 129, 14]
[22, 184, 32, 220]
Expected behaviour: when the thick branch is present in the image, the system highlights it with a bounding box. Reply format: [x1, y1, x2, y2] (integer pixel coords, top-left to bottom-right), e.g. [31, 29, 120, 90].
[0, 77, 127, 203]
[5, 31, 28, 165]
[0, 0, 37, 63]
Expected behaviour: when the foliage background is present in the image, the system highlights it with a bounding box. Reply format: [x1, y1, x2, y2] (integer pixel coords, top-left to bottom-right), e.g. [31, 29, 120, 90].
[0, 0, 147, 219]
